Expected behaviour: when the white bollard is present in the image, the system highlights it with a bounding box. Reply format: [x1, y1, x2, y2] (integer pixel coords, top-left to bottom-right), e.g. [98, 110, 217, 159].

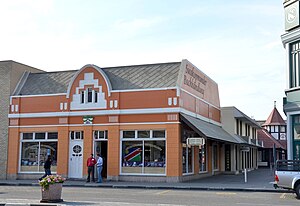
[244, 168, 247, 183]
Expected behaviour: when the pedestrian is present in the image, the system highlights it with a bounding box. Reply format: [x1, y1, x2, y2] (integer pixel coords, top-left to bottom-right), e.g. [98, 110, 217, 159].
[96, 153, 103, 183]
[86, 154, 97, 182]
[39, 155, 52, 181]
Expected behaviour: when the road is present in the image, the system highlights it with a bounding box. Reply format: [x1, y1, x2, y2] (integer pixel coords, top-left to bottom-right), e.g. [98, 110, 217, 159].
[0, 186, 299, 205]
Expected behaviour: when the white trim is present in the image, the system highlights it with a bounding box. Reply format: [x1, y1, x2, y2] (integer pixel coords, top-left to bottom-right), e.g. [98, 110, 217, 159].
[8, 107, 222, 127]
[9, 121, 181, 128]
[112, 87, 177, 93]
[66, 64, 112, 98]
[180, 88, 220, 110]
[11, 93, 67, 98]
[8, 108, 181, 118]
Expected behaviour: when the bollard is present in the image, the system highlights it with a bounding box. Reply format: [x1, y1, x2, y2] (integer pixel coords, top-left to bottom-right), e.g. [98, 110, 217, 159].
[244, 168, 247, 183]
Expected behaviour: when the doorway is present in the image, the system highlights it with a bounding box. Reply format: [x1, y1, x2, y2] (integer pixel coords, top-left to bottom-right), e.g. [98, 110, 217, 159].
[94, 141, 108, 178]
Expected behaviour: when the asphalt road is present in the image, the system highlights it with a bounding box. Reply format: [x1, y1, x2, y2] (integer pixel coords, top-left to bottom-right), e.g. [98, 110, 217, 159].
[0, 186, 299, 206]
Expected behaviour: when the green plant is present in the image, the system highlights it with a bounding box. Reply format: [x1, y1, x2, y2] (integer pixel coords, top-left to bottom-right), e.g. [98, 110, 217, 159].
[39, 175, 66, 190]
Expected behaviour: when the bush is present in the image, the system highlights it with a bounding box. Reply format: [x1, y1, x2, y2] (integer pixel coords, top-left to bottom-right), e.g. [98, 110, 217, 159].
[39, 175, 66, 190]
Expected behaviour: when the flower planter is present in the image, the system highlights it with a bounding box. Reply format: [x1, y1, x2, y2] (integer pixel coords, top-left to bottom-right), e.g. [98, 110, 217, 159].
[40, 183, 63, 203]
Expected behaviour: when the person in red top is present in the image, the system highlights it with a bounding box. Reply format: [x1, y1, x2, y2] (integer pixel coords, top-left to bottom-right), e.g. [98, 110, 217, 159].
[86, 154, 97, 182]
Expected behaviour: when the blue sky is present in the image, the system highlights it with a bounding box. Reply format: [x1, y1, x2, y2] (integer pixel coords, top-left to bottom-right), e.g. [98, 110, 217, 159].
[0, 0, 286, 120]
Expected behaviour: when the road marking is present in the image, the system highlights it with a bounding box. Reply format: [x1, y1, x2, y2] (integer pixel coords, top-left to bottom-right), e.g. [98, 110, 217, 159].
[156, 190, 171, 195]
[216, 192, 236, 195]
[280, 193, 286, 199]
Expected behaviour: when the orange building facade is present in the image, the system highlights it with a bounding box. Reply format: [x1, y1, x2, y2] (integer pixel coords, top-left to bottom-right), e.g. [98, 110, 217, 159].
[7, 59, 249, 182]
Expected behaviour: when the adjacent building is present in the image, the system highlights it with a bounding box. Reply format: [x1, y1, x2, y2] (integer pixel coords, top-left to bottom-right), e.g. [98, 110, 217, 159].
[7, 59, 260, 181]
[221, 107, 261, 173]
[257, 103, 287, 166]
[282, 0, 300, 160]
[0, 61, 42, 179]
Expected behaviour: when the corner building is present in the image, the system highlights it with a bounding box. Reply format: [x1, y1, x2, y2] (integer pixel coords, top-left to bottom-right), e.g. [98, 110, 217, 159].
[7, 59, 255, 181]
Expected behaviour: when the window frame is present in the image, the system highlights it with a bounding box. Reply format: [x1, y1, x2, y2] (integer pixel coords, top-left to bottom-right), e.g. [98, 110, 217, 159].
[19, 132, 58, 174]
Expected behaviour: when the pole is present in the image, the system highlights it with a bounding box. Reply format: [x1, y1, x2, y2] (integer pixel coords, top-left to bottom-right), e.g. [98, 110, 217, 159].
[244, 168, 247, 183]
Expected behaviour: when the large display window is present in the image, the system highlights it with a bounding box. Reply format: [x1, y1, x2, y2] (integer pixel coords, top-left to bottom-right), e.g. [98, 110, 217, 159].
[121, 130, 166, 175]
[20, 132, 58, 173]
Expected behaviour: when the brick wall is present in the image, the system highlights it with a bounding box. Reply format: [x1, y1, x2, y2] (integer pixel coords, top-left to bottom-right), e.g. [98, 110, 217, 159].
[0, 62, 11, 179]
[0, 61, 42, 179]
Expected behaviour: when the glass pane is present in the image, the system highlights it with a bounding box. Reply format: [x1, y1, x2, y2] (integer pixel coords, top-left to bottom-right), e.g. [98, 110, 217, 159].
[94, 131, 98, 139]
[20, 142, 39, 172]
[293, 124, 300, 140]
[48, 132, 58, 140]
[23, 133, 33, 140]
[137, 131, 150, 138]
[121, 141, 143, 173]
[123, 131, 135, 138]
[199, 144, 207, 172]
[70, 131, 74, 140]
[39, 142, 58, 172]
[87, 88, 92, 102]
[95, 91, 98, 103]
[144, 141, 165, 174]
[153, 130, 165, 138]
[35, 133, 45, 140]
[182, 143, 187, 174]
[188, 146, 193, 173]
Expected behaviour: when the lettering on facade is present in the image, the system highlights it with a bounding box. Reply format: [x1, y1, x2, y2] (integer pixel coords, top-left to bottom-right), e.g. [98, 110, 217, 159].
[184, 65, 207, 95]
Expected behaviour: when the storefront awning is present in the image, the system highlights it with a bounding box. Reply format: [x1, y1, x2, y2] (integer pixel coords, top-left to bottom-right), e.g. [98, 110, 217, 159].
[180, 113, 241, 144]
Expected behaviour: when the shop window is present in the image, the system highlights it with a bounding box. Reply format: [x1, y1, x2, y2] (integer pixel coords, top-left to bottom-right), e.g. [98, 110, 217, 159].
[199, 143, 207, 172]
[182, 143, 193, 174]
[121, 130, 166, 175]
[20, 132, 58, 173]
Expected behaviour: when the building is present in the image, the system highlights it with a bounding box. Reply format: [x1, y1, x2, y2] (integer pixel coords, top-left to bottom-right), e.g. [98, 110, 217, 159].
[7, 59, 258, 181]
[0, 61, 42, 179]
[281, 0, 300, 160]
[221, 107, 261, 173]
[257, 103, 287, 166]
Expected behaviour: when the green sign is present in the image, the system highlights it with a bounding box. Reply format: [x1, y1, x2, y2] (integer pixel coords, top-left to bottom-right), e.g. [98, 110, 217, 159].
[83, 116, 93, 124]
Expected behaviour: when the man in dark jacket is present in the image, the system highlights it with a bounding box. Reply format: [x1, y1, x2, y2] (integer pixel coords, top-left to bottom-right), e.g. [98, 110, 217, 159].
[39, 155, 52, 181]
[86, 154, 97, 182]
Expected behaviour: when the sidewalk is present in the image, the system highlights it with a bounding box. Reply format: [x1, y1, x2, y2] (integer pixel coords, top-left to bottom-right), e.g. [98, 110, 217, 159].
[0, 168, 285, 193]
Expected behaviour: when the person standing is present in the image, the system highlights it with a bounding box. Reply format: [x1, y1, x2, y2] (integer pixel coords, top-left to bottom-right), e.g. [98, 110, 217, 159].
[86, 154, 97, 182]
[96, 153, 103, 183]
[39, 155, 52, 181]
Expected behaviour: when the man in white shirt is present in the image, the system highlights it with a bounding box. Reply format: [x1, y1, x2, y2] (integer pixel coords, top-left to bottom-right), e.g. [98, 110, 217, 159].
[96, 153, 103, 183]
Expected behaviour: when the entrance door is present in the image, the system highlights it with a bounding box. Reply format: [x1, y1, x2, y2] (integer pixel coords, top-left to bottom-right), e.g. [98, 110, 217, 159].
[69, 140, 83, 178]
[94, 141, 108, 178]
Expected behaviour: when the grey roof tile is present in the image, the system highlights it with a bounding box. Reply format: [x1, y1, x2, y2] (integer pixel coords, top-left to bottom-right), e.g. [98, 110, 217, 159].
[17, 62, 181, 95]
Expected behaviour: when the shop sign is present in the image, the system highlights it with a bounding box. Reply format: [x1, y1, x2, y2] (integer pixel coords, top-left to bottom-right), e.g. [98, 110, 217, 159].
[187, 137, 205, 146]
[83, 116, 93, 124]
[240, 146, 250, 152]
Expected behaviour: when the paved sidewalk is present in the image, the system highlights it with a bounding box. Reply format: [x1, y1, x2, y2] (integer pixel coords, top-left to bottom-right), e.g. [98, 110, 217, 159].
[0, 168, 283, 193]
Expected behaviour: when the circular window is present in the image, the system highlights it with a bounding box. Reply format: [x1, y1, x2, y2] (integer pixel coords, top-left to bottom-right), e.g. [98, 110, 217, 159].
[73, 145, 82, 154]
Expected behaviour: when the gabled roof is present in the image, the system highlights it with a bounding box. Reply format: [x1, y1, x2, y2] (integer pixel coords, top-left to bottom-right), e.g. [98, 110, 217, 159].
[262, 107, 286, 126]
[257, 129, 286, 149]
[15, 62, 181, 95]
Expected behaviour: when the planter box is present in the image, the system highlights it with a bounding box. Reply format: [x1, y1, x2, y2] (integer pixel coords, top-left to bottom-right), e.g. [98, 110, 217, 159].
[40, 183, 63, 203]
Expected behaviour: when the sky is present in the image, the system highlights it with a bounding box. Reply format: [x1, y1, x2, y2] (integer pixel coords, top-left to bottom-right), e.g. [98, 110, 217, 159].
[0, 0, 287, 120]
